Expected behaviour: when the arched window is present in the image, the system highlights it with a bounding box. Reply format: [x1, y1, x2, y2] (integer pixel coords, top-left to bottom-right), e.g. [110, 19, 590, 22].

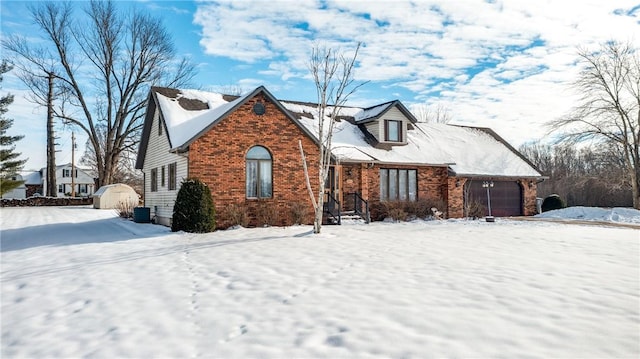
[246, 146, 272, 198]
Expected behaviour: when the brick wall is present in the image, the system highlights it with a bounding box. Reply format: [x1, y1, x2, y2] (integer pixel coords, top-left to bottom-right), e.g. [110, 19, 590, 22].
[188, 93, 320, 227]
[521, 179, 538, 215]
[359, 164, 448, 202]
[447, 177, 467, 218]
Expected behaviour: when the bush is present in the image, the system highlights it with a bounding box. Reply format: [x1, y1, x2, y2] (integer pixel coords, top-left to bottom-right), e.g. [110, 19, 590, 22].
[290, 201, 310, 225]
[256, 200, 278, 227]
[171, 178, 216, 233]
[542, 194, 565, 212]
[465, 201, 486, 219]
[115, 200, 136, 219]
[406, 198, 448, 219]
[387, 206, 408, 222]
[219, 203, 249, 229]
[368, 201, 387, 222]
[368, 199, 448, 222]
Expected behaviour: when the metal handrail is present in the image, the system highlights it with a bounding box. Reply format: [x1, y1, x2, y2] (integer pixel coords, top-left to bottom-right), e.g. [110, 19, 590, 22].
[323, 192, 341, 225]
[349, 192, 370, 224]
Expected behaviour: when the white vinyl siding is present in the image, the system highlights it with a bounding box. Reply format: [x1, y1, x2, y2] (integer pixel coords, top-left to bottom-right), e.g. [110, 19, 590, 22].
[371, 107, 409, 145]
[143, 109, 188, 226]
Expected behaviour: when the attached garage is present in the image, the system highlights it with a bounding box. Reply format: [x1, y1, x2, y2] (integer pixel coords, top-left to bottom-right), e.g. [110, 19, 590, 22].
[465, 180, 523, 217]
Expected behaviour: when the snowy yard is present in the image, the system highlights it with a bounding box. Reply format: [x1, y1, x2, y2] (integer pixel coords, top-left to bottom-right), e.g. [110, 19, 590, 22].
[1, 206, 639, 358]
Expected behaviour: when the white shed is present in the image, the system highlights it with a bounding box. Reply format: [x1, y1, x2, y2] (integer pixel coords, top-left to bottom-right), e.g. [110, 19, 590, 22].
[93, 184, 139, 209]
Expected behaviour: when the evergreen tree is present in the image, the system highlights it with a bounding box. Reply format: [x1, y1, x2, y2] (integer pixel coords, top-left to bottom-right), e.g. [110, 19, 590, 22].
[172, 178, 216, 233]
[0, 60, 27, 196]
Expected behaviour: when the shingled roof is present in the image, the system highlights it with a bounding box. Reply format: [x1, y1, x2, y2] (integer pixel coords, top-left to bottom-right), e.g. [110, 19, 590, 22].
[136, 86, 543, 178]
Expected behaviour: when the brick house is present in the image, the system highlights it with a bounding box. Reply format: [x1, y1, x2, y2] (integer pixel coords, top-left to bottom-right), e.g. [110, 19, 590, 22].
[135, 86, 544, 227]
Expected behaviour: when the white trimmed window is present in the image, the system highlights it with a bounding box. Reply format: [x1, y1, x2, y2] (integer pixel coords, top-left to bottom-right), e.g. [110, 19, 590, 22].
[246, 146, 272, 198]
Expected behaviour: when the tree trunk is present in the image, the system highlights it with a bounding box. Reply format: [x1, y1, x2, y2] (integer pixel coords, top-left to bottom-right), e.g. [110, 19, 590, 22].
[632, 156, 640, 209]
[46, 72, 56, 197]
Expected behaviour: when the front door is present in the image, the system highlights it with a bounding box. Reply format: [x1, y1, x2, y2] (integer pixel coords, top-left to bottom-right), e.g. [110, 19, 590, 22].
[324, 166, 341, 204]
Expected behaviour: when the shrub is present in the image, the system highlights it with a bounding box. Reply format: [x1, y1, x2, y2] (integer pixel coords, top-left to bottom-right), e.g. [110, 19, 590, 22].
[219, 203, 249, 229]
[407, 198, 448, 219]
[290, 201, 310, 225]
[115, 200, 136, 219]
[542, 194, 565, 212]
[387, 206, 408, 222]
[256, 200, 278, 227]
[382, 201, 407, 222]
[171, 178, 216, 233]
[465, 200, 486, 219]
[368, 201, 387, 222]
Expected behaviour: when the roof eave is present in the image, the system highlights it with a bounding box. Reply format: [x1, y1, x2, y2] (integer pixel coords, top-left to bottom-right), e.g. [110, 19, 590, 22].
[453, 173, 547, 179]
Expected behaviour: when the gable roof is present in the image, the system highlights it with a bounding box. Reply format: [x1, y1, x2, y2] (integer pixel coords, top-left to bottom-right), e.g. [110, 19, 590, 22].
[354, 100, 418, 124]
[135, 86, 319, 169]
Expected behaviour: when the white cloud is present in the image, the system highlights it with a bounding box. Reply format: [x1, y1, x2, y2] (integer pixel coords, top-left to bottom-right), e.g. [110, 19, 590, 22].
[193, 0, 639, 146]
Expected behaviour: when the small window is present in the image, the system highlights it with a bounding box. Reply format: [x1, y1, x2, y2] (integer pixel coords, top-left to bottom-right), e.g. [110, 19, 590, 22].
[63, 169, 70, 178]
[151, 168, 158, 192]
[158, 116, 163, 136]
[58, 184, 65, 193]
[79, 184, 88, 193]
[161, 166, 166, 187]
[380, 168, 417, 201]
[246, 146, 272, 198]
[385, 120, 402, 142]
[168, 163, 177, 190]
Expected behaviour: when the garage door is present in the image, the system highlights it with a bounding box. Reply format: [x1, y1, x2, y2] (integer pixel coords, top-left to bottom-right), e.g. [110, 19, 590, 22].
[465, 180, 523, 217]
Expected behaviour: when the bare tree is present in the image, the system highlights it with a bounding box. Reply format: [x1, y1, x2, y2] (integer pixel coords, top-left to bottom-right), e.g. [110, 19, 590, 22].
[520, 140, 633, 207]
[3, 0, 195, 188]
[411, 103, 453, 124]
[299, 43, 366, 234]
[549, 41, 639, 209]
[80, 124, 142, 194]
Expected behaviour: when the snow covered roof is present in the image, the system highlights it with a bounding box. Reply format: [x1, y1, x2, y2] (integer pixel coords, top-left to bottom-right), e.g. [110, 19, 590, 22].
[138, 86, 542, 178]
[353, 100, 417, 124]
[156, 91, 246, 149]
[21, 171, 41, 185]
[279, 100, 541, 177]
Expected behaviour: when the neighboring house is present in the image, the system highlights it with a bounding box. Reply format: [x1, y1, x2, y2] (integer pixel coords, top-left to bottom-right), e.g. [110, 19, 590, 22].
[1, 173, 26, 199]
[1, 171, 43, 199]
[42, 164, 96, 197]
[135, 86, 544, 227]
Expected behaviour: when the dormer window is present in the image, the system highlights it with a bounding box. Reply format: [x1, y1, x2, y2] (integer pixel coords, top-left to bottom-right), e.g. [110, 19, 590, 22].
[385, 120, 402, 142]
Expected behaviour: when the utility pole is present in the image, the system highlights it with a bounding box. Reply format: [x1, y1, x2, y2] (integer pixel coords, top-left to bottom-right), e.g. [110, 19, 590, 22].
[46, 71, 57, 197]
[71, 132, 76, 197]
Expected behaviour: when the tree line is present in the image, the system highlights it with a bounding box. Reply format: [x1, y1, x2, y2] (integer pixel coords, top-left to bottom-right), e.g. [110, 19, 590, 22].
[520, 141, 632, 207]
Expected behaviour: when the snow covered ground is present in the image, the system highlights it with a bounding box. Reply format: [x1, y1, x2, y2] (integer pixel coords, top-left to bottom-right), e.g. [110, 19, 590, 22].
[536, 206, 640, 224]
[1, 206, 639, 358]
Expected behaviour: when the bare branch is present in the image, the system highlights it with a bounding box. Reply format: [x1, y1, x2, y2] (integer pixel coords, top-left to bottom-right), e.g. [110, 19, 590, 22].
[4, 0, 197, 187]
[305, 42, 365, 233]
[548, 40, 640, 208]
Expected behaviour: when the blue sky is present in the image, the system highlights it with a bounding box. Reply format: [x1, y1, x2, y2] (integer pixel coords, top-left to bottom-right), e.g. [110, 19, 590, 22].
[1, 0, 639, 170]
